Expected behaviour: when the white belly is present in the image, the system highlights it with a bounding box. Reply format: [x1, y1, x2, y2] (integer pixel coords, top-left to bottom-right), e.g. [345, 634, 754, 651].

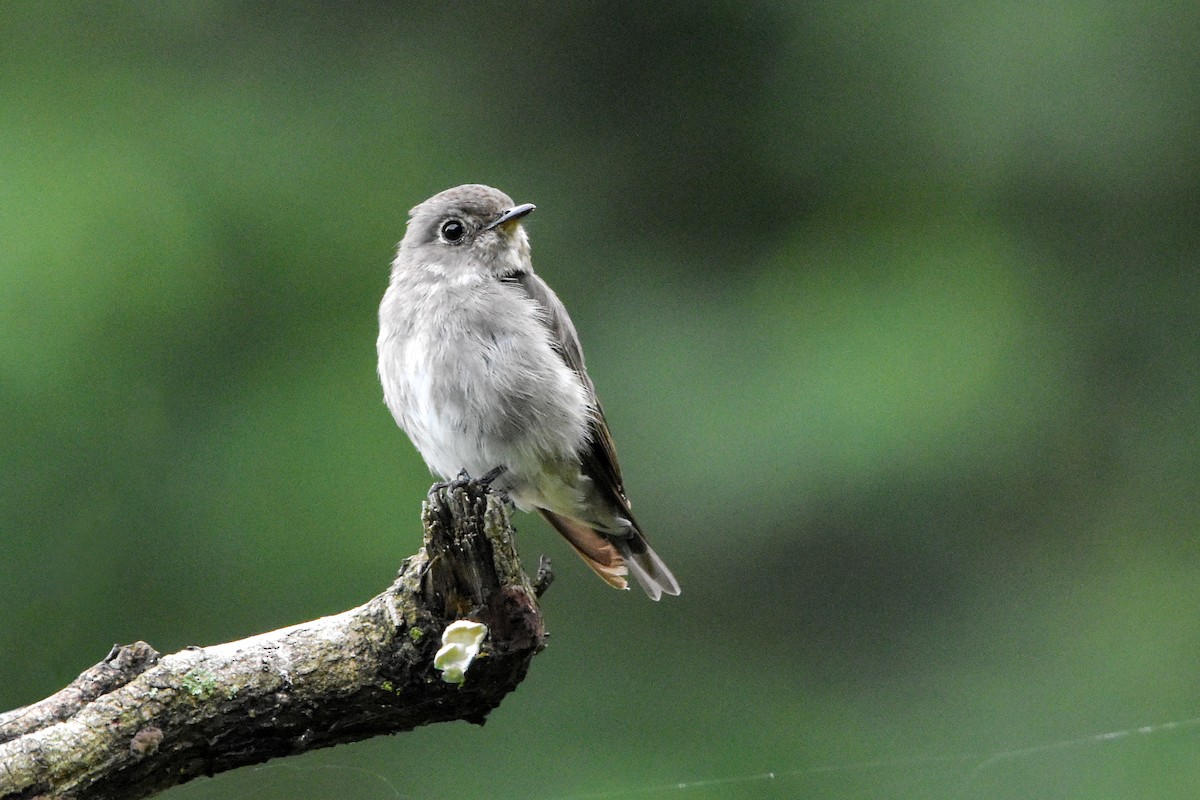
[378, 320, 591, 502]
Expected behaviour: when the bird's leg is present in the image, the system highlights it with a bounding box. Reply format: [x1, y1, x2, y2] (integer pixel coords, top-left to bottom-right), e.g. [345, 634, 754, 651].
[447, 469, 474, 491]
[428, 469, 472, 495]
[430, 466, 507, 499]
[474, 465, 512, 504]
[476, 465, 507, 489]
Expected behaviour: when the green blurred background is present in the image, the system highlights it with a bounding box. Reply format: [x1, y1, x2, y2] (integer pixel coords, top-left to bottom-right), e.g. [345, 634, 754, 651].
[3, 3, 1199, 798]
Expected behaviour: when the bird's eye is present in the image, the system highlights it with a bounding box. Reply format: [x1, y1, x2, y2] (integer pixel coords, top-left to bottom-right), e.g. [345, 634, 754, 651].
[440, 219, 466, 243]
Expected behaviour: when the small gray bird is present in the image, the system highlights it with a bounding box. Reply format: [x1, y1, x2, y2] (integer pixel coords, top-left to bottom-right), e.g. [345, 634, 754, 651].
[377, 184, 680, 600]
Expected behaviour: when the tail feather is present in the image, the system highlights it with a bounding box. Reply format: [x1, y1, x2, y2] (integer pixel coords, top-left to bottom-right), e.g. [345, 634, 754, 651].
[616, 534, 681, 602]
[539, 509, 681, 600]
[539, 509, 629, 590]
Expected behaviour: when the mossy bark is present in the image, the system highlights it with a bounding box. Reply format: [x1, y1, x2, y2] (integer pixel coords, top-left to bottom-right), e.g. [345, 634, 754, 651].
[0, 482, 545, 800]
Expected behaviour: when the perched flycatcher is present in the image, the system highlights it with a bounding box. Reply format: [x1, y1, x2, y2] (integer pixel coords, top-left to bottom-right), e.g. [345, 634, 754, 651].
[377, 184, 680, 600]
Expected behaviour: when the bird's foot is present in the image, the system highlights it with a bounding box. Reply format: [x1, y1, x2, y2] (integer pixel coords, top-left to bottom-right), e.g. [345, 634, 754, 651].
[475, 465, 512, 504]
[476, 465, 507, 489]
[428, 470, 469, 498]
[450, 469, 473, 491]
[430, 466, 507, 497]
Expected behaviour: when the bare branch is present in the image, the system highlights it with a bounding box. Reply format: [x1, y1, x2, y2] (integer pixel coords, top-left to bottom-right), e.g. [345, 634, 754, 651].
[0, 482, 545, 800]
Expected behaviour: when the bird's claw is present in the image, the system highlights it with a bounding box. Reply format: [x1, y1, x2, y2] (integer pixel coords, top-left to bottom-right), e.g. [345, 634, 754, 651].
[430, 466, 508, 496]
[476, 465, 507, 489]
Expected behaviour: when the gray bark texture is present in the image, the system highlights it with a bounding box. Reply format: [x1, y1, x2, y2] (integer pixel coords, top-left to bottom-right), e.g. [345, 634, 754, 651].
[0, 482, 547, 800]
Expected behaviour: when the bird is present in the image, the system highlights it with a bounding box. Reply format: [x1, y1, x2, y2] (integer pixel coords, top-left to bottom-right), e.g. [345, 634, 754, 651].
[377, 184, 680, 600]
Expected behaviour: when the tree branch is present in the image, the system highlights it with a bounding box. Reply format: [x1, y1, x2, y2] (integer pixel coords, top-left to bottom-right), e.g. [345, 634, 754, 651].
[0, 482, 546, 800]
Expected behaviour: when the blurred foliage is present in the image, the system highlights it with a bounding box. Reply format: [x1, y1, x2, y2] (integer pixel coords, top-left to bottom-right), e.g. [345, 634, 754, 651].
[3, 2, 1199, 798]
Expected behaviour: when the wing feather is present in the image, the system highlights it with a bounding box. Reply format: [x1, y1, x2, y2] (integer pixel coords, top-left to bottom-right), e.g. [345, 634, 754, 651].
[501, 271, 631, 516]
[502, 270, 680, 599]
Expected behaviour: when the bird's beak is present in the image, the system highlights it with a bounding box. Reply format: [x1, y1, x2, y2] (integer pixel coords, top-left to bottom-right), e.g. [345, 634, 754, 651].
[484, 203, 536, 232]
